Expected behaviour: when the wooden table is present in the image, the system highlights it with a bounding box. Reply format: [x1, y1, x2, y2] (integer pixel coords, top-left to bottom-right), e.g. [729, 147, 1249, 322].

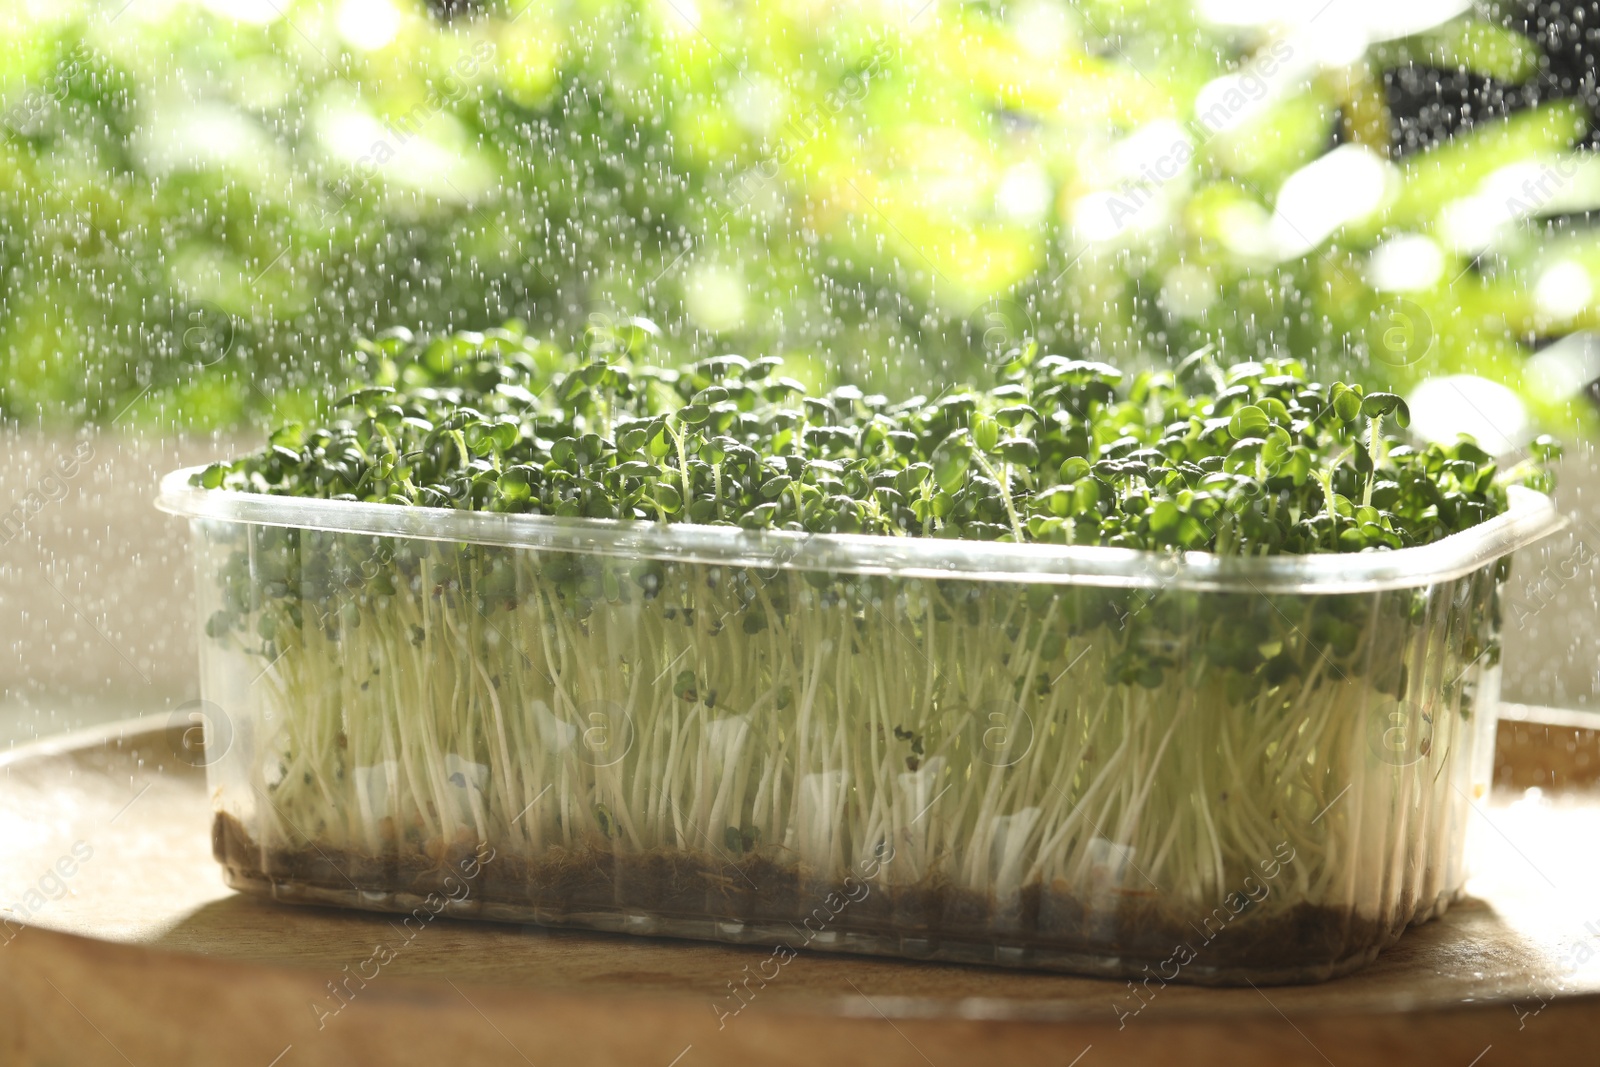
[2, 716, 1597, 1066]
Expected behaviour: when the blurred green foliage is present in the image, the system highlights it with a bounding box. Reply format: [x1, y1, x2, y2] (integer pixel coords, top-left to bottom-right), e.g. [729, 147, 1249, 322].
[0, 0, 1594, 435]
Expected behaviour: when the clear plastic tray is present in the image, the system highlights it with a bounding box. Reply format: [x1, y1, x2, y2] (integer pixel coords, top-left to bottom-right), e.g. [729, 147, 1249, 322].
[158, 470, 1565, 984]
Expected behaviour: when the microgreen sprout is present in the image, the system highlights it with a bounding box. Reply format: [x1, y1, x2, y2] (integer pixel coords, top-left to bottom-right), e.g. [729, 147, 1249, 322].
[190, 324, 1555, 980]
[198, 326, 1547, 557]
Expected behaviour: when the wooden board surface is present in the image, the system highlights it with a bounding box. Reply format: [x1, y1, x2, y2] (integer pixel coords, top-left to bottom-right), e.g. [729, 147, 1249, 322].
[2, 717, 1598, 1067]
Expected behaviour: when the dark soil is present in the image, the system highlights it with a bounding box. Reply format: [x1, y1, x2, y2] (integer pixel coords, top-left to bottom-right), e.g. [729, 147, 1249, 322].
[213, 812, 1384, 981]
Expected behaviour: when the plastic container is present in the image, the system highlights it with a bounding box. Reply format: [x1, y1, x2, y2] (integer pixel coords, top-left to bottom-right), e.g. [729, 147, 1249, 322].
[158, 469, 1565, 984]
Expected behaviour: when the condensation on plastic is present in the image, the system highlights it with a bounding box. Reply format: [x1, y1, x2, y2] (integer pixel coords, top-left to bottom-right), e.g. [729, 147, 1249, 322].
[160, 470, 1565, 984]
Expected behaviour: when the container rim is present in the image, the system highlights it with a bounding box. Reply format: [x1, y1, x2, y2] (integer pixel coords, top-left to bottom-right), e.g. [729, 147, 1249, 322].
[156, 467, 1568, 594]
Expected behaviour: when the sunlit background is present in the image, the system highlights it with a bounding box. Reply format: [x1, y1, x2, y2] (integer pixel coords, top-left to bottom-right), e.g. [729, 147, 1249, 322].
[2, 0, 1597, 741]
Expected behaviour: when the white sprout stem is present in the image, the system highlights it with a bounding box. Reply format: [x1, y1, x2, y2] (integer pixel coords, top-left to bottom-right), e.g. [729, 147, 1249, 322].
[234, 531, 1496, 935]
